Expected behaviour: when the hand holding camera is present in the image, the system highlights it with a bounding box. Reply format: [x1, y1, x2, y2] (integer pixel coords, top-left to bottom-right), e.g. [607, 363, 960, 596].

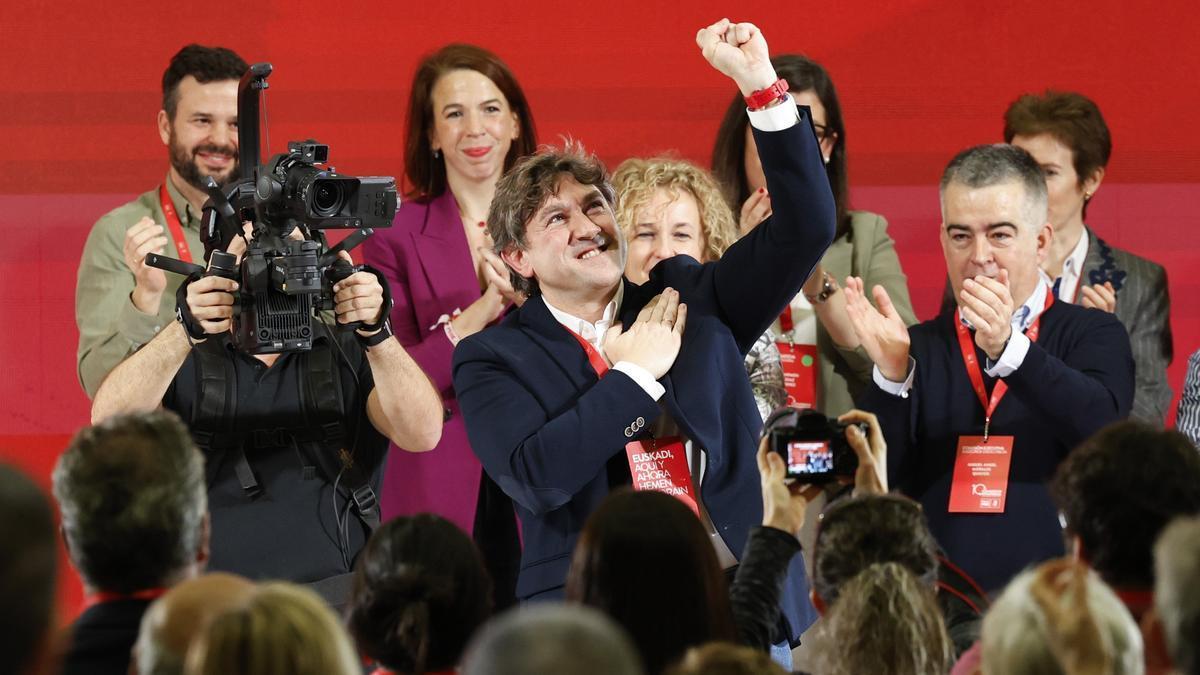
[756, 435, 822, 536]
[837, 409, 888, 496]
[765, 407, 888, 493]
[178, 251, 240, 338]
[330, 251, 386, 330]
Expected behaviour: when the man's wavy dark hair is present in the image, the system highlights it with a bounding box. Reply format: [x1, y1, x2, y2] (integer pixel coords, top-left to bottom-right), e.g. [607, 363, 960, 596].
[161, 44, 248, 119]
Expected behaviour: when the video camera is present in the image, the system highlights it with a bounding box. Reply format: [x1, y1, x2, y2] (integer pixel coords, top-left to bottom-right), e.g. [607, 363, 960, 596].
[148, 62, 398, 354]
[766, 408, 865, 484]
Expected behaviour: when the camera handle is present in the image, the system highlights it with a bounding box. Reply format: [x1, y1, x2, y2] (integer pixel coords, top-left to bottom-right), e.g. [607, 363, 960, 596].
[318, 227, 374, 268]
[146, 253, 204, 277]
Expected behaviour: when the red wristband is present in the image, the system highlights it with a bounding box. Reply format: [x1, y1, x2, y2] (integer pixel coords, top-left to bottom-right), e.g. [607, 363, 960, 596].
[744, 78, 789, 111]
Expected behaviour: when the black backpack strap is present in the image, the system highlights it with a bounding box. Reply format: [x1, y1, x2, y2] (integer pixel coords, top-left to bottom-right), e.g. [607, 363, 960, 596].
[191, 341, 261, 498]
[300, 338, 381, 531]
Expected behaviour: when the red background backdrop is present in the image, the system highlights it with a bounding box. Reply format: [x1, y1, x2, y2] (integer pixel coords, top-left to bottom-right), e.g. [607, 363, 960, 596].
[2, 0, 1197, 621]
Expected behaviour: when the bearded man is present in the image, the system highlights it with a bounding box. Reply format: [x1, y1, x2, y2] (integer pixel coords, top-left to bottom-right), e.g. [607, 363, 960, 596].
[76, 44, 246, 397]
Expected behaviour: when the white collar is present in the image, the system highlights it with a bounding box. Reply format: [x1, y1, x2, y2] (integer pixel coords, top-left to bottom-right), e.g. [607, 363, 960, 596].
[543, 283, 624, 345]
[1062, 227, 1090, 275]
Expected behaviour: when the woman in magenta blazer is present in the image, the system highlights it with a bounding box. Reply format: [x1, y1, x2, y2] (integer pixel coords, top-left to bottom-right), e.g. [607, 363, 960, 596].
[363, 44, 537, 532]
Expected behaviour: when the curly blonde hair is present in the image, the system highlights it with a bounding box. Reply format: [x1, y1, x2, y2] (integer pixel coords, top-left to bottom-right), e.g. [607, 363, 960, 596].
[611, 157, 738, 263]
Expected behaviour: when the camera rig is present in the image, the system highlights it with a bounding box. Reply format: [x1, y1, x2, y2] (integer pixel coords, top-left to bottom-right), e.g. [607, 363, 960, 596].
[148, 62, 398, 353]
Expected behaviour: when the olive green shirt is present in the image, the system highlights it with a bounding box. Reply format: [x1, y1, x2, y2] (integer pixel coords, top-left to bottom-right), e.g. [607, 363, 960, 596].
[770, 210, 918, 417]
[75, 176, 204, 398]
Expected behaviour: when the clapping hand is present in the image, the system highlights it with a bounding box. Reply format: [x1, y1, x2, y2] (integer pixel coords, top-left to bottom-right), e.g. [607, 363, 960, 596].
[739, 188, 772, 234]
[844, 277, 911, 382]
[1079, 281, 1116, 313]
[958, 269, 1015, 360]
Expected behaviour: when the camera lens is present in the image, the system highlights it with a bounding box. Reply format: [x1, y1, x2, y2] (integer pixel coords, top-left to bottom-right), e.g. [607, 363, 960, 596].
[311, 179, 345, 217]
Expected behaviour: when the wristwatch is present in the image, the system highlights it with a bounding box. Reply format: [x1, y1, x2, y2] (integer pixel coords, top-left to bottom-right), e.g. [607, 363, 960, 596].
[804, 271, 839, 305]
[357, 320, 394, 350]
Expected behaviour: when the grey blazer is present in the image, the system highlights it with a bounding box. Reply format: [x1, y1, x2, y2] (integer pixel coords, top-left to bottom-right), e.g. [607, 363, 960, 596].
[1081, 227, 1173, 424]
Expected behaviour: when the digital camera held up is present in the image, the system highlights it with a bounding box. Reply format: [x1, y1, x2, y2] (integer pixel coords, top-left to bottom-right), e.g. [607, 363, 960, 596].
[148, 63, 398, 354]
[765, 408, 864, 484]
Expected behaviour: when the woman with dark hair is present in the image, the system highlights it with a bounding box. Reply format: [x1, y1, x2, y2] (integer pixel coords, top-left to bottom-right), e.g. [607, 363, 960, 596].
[711, 54, 915, 419]
[346, 514, 493, 675]
[566, 432, 827, 674]
[567, 490, 738, 675]
[363, 44, 537, 532]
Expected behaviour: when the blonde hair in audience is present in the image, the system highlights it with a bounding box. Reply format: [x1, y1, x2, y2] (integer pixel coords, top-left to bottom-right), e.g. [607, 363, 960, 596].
[183, 582, 360, 675]
[981, 562, 1144, 675]
[611, 157, 738, 263]
[1154, 516, 1200, 675]
[811, 562, 954, 675]
[666, 642, 787, 675]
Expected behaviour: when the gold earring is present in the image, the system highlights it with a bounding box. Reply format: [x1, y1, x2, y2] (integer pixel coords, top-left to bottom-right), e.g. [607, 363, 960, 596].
[1083, 191, 1092, 200]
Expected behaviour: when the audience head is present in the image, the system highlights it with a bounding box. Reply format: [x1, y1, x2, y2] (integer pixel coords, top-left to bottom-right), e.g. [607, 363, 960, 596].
[159, 44, 247, 190]
[1004, 90, 1110, 224]
[711, 53, 849, 236]
[184, 581, 360, 675]
[938, 143, 1052, 307]
[346, 514, 492, 674]
[1051, 421, 1200, 592]
[0, 464, 59, 675]
[461, 604, 644, 675]
[665, 642, 787, 675]
[811, 561, 954, 675]
[405, 43, 537, 198]
[489, 141, 620, 299]
[1153, 516, 1200, 675]
[134, 572, 253, 675]
[982, 559, 1143, 675]
[53, 410, 208, 594]
[566, 489, 735, 674]
[612, 157, 738, 283]
[812, 494, 940, 607]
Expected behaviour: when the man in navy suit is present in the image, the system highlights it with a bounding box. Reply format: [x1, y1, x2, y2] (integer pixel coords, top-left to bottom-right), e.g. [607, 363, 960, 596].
[453, 19, 835, 645]
[844, 144, 1134, 593]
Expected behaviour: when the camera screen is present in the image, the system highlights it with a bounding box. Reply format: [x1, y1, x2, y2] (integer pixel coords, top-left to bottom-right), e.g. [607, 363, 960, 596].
[787, 440, 833, 475]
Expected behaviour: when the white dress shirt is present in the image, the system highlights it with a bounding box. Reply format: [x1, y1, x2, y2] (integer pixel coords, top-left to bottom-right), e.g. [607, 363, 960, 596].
[1053, 228, 1090, 303]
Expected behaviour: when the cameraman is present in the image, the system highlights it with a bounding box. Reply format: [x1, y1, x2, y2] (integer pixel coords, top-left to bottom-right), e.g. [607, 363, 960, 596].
[91, 248, 442, 604]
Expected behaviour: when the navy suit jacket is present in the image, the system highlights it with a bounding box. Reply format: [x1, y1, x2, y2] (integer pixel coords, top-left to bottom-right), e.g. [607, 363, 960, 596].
[60, 598, 152, 675]
[860, 301, 1134, 592]
[453, 119, 835, 641]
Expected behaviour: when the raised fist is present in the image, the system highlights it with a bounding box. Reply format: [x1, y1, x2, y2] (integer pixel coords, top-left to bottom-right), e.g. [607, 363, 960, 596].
[695, 19, 778, 96]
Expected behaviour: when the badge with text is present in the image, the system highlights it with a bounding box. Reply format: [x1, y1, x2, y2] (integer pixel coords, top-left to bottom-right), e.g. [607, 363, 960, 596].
[776, 342, 818, 410]
[626, 436, 699, 516]
[948, 435, 1014, 513]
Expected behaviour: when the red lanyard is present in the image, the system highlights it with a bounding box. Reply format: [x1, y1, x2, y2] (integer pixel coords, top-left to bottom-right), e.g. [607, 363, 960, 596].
[954, 291, 1053, 439]
[159, 183, 194, 264]
[83, 586, 168, 610]
[778, 306, 794, 334]
[564, 327, 610, 376]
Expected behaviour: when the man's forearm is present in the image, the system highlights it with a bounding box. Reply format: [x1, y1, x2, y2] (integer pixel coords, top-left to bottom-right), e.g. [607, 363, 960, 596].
[364, 337, 443, 451]
[91, 322, 191, 422]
